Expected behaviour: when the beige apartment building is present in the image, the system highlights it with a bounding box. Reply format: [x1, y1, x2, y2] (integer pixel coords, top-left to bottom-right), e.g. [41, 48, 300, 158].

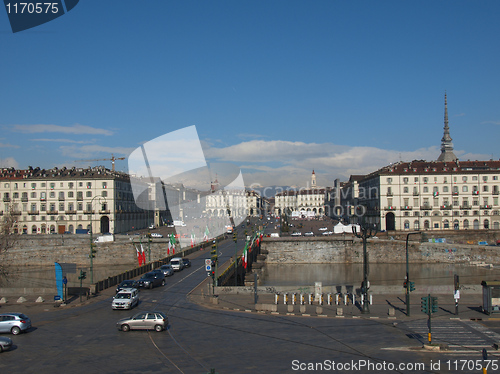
[0, 166, 148, 235]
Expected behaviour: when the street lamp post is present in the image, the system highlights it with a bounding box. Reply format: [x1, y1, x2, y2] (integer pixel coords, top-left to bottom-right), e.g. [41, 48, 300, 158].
[405, 232, 420, 316]
[89, 195, 106, 284]
[352, 219, 377, 314]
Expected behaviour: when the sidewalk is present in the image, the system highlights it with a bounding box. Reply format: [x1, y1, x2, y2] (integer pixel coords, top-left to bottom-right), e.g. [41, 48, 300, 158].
[189, 280, 492, 322]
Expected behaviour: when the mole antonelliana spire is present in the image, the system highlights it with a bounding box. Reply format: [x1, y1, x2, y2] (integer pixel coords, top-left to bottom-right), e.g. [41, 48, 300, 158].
[437, 92, 458, 162]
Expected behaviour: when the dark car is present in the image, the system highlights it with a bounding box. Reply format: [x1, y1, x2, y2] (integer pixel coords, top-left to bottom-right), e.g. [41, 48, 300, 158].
[182, 258, 191, 268]
[0, 336, 12, 352]
[137, 272, 165, 289]
[116, 280, 138, 293]
[158, 264, 174, 277]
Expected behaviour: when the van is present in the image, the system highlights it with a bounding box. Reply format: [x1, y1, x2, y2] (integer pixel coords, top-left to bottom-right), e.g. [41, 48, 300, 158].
[170, 257, 185, 271]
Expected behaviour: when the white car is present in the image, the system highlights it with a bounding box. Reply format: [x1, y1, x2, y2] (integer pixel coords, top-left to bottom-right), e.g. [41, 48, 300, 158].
[304, 232, 314, 236]
[318, 227, 328, 231]
[112, 288, 139, 310]
[291, 232, 302, 236]
[151, 233, 163, 238]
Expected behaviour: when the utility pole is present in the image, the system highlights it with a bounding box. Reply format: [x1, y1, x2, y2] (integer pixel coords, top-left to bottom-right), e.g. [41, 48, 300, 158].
[404, 232, 420, 316]
[352, 219, 377, 314]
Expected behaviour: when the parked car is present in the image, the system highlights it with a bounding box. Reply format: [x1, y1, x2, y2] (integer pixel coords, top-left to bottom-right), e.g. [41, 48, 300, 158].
[170, 257, 185, 271]
[0, 313, 31, 335]
[112, 288, 139, 310]
[116, 280, 138, 293]
[304, 232, 314, 236]
[291, 232, 302, 236]
[181, 258, 191, 268]
[151, 269, 167, 278]
[137, 272, 165, 289]
[318, 227, 328, 231]
[151, 233, 163, 238]
[158, 264, 174, 277]
[0, 336, 12, 352]
[116, 311, 168, 332]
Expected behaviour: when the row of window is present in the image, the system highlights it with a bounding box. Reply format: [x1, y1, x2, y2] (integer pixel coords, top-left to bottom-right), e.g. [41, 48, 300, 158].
[3, 181, 109, 189]
[3, 190, 109, 200]
[399, 210, 498, 217]
[402, 219, 499, 230]
[388, 197, 499, 207]
[388, 185, 499, 194]
[387, 175, 499, 184]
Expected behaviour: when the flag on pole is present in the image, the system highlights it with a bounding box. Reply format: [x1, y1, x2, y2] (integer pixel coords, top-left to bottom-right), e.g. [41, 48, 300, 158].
[203, 226, 209, 241]
[140, 244, 146, 264]
[242, 241, 249, 269]
[190, 234, 194, 248]
[169, 234, 176, 255]
[135, 245, 142, 266]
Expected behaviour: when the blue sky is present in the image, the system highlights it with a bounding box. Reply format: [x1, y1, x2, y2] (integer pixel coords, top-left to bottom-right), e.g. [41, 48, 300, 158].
[1, 0, 499, 188]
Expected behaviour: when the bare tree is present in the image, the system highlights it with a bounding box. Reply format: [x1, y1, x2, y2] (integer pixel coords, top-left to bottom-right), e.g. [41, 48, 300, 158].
[0, 208, 17, 277]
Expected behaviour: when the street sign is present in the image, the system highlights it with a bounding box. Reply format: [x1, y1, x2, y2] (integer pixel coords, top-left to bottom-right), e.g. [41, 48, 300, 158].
[205, 265, 212, 272]
[205, 259, 211, 266]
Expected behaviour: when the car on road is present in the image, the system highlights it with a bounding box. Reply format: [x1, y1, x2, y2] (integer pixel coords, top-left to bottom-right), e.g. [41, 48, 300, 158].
[318, 227, 328, 231]
[116, 280, 138, 293]
[291, 232, 302, 236]
[116, 311, 168, 332]
[304, 232, 314, 236]
[0, 313, 31, 335]
[150, 233, 163, 238]
[0, 336, 12, 352]
[137, 272, 165, 289]
[112, 288, 139, 310]
[170, 257, 185, 271]
[158, 264, 174, 277]
[182, 258, 191, 268]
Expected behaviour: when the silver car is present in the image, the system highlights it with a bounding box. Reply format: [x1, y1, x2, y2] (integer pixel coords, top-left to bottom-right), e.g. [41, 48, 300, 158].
[0, 313, 31, 335]
[158, 264, 174, 277]
[116, 311, 168, 332]
[0, 336, 12, 352]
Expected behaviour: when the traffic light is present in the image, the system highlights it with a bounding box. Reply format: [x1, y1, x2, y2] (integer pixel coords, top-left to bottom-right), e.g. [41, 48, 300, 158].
[89, 243, 97, 258]
[431, 296, 438, 313]
[233, 233, 237, 243]
[421, 296, 429, 313]
[409, 281, 415, 292]
[78, 270, 87, 280]
[403, 281, 407, 289]
[211, 249, 218, 266]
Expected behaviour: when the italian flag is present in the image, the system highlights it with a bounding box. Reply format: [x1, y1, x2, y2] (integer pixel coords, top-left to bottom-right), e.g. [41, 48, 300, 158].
[140, 244, 146, 264]
[135, 245, 142, 266]
[169, 234, 176, 255]
[203, 226, 210, 241]
[242, 241, 249, 269]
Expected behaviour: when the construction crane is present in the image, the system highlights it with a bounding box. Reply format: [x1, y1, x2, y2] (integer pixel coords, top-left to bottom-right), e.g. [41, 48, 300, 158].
[74, 154, 125, 171]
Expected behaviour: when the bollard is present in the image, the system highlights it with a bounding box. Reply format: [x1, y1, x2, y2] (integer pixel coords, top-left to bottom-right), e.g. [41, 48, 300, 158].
[319, 293, 323, 305]
[344, 294, 348, 305]
[308, 293, 314, 305]
[327, 293, 332, 305]
[336, 293, 341, 305]
[369, 294, 373, 305]
[284, 293, 288, 305]
[352, 294, 355, 304]
[275, 293, 279, 305]
[292, 293, 297, 305]
[300, 294, 305, 305]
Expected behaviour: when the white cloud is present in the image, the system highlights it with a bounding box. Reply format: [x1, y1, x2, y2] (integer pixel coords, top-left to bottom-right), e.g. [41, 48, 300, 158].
[204, 140, 490, 187]
[0, 157, 19, 168]
[0, 142, 20, 149]
[10, 123, 113, 136]
[60, 145, 134, 160]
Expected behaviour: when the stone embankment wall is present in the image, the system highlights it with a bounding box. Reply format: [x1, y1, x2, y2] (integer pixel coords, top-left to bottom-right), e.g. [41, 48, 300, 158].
[2, 235, 190, 266]
[262, 237, 500, 264]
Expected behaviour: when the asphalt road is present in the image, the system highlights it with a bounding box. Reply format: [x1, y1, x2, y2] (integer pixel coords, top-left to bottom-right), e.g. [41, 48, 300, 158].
[1, 221, 500, 373]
